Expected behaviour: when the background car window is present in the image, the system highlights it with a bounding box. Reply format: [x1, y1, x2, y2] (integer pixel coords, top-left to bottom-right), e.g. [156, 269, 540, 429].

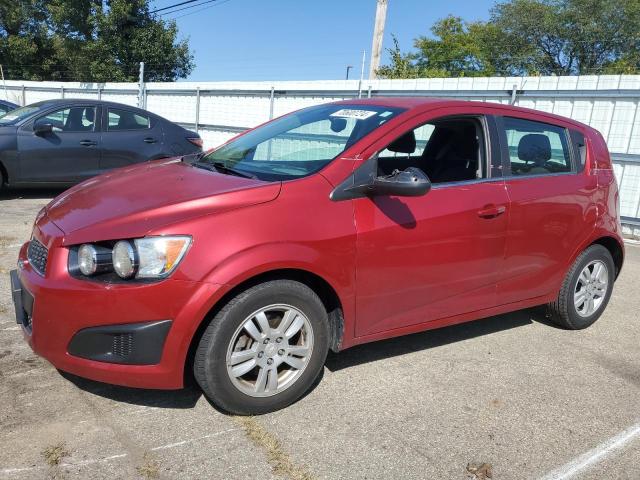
[108, 108, 150, 130]
[503, 117, 571, 176]
[377, 118, 484, 184]
[34, 106, 96, 132]
[0, 104, 9, 116]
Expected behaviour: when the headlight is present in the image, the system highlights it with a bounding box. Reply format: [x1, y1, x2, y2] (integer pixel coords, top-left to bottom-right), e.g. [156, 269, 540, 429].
[134, 236, 191, 278]
[113, 241, 137, 279]
[73, 236, 191, 281]
[78, 243, 112, 276]
[78, 244, 98, 275]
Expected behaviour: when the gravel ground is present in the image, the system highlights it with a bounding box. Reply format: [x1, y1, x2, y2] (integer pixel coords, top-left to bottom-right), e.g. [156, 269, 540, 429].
[0, 189, 638, 480]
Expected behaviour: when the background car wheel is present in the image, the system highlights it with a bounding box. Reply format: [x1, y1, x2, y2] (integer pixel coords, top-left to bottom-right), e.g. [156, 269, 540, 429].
[194, 279, 329, 415]
[547, 244, 615, 329]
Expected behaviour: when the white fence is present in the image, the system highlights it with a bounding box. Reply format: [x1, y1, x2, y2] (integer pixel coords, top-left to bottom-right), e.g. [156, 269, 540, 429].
[2, 75, 640, 227]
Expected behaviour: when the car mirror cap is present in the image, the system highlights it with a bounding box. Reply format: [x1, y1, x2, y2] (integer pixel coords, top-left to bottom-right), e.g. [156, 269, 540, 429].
[34, 123, 53, 135]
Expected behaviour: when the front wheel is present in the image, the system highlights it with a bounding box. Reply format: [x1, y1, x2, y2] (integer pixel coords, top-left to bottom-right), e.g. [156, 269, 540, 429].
[194, 280, 329, 415]
[547, 244, 615, 329]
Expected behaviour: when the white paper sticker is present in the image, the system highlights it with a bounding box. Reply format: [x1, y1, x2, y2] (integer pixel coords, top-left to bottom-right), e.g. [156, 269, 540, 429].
[330, 109, 377, 120]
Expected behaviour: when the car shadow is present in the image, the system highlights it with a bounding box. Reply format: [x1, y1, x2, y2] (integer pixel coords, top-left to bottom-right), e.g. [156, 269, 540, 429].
[325, 306, 559, 372]
[57, 307, 558, 410]
[59, 370, 203, 409]
[0, 188, 66, 200]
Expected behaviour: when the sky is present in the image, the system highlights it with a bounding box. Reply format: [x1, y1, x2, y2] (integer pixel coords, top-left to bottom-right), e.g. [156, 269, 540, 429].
[150, 0, 496, 81]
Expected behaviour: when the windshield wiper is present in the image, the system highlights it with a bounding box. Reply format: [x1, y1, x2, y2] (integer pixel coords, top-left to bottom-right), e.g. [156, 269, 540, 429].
[211, 161, 258, 179]
[191, 160, 257, 179]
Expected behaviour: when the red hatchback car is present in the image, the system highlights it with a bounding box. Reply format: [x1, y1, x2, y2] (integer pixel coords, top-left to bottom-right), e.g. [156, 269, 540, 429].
[11, 98, 623, 414]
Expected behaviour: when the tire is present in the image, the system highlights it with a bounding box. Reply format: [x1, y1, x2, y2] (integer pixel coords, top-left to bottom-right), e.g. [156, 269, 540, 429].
[547, 244, 615, 329]
[194, 280, 329, 415]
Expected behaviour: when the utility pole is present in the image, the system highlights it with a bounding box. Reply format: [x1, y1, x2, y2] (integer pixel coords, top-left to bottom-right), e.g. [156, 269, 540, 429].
[137, 61, 145, 108]
[345, 65, 353, 80]
[368, 0, 388, 80]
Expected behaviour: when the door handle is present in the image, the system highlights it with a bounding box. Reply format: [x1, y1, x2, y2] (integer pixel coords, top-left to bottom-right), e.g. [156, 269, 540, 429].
[79, 140, 97, 147]
[143, 137, 157, 144]
[477, 204, 506, 219]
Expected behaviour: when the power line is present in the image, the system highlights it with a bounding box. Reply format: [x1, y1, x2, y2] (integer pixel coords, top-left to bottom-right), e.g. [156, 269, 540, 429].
[168, 0, 233, 19]
[158, 0, 221, 16]
[149, 0, 202, 14]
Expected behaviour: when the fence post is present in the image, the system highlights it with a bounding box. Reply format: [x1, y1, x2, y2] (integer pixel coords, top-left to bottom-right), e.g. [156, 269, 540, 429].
[137, 61, 145, 108]
[195, 87, 200, 132]
[268, 86, 275, 119]
[367, 85, 372, 98]
[266, 86, 275, 160]
[21, 85, 26, 106]
[60, 86, 64, 99]
[97, 87, 102, 100]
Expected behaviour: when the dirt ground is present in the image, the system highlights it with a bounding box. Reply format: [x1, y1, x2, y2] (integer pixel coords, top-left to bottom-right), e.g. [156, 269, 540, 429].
[1, 189, 639, 480]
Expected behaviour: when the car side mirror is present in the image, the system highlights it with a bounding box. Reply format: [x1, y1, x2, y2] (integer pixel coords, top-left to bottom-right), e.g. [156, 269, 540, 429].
[330, 154, 431, 201]
[371, 167, 431, 197]
[34, 123, 53, 136]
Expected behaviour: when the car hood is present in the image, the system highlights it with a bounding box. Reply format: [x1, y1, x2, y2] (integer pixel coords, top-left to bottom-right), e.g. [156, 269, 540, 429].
[45, 159, 281, 244]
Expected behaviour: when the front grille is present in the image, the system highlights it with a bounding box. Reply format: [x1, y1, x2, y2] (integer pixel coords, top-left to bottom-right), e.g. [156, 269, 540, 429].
[27, 239, 48, 276]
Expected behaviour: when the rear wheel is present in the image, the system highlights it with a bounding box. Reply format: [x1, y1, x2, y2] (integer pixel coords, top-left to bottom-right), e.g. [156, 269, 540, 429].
[194, 280, 329, 415]
[547, 244, 615, 329]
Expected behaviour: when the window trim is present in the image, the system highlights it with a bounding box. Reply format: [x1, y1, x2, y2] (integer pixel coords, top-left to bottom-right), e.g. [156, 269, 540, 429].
[373, 114, 496, 187]
[31, 105, 100, 134]
[496, 115, 576, 179]
[105, 107, 152, 132]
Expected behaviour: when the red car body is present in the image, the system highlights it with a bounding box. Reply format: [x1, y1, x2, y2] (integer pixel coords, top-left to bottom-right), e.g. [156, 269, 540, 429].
[12, 98, 623, 390]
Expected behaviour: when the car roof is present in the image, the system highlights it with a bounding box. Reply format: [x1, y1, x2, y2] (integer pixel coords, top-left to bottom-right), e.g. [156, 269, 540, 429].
[26, 98, 154, 113]
[334, 97, 590, 130]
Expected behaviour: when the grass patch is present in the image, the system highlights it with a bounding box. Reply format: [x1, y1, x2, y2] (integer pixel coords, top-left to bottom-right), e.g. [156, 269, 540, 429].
[136, 453, 160, 479]
[235, 416, 314, 480]
[0, 236, 18, 249]
[42, 442, 69, 467]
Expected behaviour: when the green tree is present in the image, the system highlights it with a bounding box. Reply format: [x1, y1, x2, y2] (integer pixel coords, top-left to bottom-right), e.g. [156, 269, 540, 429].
[378, 0, 640, 78]
[0, 0, 194, 81]
[377, 17, 496, 79]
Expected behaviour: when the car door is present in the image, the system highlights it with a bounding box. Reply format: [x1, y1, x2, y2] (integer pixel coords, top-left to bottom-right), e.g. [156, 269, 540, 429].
[494, 115, 598, 305]
[353, 108, 509, 338]
[17, 105, 101, 184]
[99, 106, 165, 171]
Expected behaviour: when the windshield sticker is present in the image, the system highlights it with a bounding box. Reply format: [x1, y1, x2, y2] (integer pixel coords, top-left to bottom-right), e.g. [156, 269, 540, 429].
[330, 109, 377, 120]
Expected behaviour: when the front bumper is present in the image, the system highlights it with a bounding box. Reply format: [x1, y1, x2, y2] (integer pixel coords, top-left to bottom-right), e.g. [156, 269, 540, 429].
[12, 235, 222, 390]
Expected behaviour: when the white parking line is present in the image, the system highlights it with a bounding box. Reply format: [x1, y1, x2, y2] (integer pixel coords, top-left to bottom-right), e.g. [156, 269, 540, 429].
[539, 421, 640, 480]
[0, 428, 237, 476]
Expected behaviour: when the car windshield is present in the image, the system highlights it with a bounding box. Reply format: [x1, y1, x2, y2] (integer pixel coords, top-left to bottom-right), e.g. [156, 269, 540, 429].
[199, 103, 406, 181]
[0, 104, 42, 125]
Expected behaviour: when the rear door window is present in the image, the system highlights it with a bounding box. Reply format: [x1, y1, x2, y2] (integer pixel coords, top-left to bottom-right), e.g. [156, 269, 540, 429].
[501, 117, 572, 176]
[107, 108, 150, 131]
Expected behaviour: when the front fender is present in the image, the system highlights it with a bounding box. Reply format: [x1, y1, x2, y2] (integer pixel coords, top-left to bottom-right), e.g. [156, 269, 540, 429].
[201, 241, 356, 342]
